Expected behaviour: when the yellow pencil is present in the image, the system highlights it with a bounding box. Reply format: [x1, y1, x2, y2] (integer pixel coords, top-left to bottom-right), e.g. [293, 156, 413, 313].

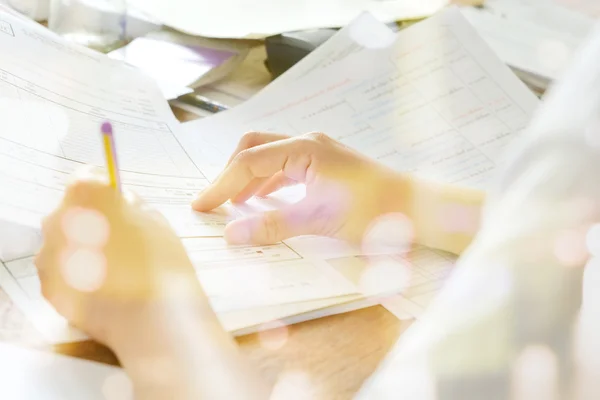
[101, 122, 121, 191]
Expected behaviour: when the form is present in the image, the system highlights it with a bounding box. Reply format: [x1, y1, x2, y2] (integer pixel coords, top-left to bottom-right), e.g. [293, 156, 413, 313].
[0, 11, 219, 241]
[0, 11, 359, 343]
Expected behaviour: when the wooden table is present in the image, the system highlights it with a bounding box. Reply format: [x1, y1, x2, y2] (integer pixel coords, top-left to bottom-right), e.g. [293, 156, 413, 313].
[0, 43, 412, 399]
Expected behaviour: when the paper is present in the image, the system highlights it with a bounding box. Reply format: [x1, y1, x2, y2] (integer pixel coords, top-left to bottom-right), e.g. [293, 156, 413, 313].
[0, 11, 360, 343]
[108, 30, 252, 100]
[0, 11, 225, 247]
[128, 0, 448, 39]
[0, 342, 128, 400]
[0, 245, 451, 342]
[263, 13, 397, 89]
[178, 8, 539, 187]
[198, 259, 357, 312]
[461, 0, 596, 84]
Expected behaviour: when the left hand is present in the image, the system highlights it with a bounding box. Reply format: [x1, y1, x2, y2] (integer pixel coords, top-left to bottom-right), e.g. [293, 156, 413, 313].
[192, 131, 411, 245]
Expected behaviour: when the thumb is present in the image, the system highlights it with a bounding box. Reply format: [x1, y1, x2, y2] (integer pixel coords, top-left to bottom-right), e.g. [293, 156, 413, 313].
[224, 201, 337, 245]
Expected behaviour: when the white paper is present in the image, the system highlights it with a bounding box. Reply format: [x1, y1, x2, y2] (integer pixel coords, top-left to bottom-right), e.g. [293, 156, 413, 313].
[262, 12, 397, 91]
[128, 0, 448, 39]
[0, 342, 128, 400]
[0, 11, 227, 248]
[178, 9, 539, 187]
[461, 0, 596, 83]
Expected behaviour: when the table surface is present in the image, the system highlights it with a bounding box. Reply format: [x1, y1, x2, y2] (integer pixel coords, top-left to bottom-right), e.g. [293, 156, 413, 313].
[0, 42, 412, 399]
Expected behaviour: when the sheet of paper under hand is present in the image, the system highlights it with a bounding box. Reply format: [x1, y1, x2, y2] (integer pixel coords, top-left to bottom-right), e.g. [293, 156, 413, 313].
[128, 0, 448, 39]
[0, 342, 129, 400]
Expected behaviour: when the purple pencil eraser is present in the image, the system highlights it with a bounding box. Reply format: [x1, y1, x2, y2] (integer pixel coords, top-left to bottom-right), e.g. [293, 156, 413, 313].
[101, 122, 113, 135]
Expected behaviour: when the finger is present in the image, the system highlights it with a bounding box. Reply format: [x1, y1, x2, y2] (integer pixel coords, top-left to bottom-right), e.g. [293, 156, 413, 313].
[226, 132, 290, 167]
[223, 208, 305, 245]
[193, 137, 314, 212]
[67, 165, 108, 185]
[231, 177, 270, 204]
[63, 179, 121, 214]
[223, 198, 337, 245]
[255, 172, 298, 198]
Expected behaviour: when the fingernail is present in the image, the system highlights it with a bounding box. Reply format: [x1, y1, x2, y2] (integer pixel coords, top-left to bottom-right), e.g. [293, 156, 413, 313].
[224, 221, 251, 244]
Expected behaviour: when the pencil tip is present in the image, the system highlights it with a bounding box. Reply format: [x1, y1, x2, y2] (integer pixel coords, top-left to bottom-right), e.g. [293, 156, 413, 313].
[101, 122, 113, 135]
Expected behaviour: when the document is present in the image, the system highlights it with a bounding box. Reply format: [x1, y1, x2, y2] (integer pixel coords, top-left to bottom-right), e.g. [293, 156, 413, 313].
[178, 8, 539, 187]
[128, 0, 448, 39]
[0, 11, 217, 244]
[0, 10, 360, 343]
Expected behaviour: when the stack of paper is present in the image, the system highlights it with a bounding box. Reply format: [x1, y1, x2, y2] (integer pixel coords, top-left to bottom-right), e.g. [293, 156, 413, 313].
[0, 7, 540, 344]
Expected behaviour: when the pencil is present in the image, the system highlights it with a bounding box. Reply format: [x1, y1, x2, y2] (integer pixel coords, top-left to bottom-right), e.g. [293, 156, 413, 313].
[101, 122, 121, 191]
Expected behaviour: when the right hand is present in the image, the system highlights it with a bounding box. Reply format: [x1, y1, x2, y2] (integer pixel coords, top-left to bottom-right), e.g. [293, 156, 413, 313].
[35, 174, 210, 354]
[192, 132, 411, 245]
[37, 173, 270, 400]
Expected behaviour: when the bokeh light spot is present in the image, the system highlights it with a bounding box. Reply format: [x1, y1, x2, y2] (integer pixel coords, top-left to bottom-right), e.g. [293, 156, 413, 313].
[554, 229, 589, 267]
[102, 371, 134, 400]
[61, 248, 107, 292]
[62, 207, 109, 248]
[362, 213, 414, 255]
[582, 257, 600, 312]
[585, 224, 600, 258]
[511, 344, 558, 400]
[439, 203, 480, 233]
[270, 371, 316, 400]
[359, 256, 411, 297]
[258, 320, 289, 351]
[348, 17, 396, 49]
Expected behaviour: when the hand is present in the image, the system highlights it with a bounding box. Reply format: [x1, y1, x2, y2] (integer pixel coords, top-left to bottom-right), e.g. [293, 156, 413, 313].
[192, 132, 410, 245]
[36, 173, 270, 399]
[35, 173, 208, 353]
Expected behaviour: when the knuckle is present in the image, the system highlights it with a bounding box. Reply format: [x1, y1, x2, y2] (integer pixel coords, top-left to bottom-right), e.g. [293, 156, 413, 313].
[66, 179, 104, 198]
[306, 132, 331, 143]
[240, 131, 261, 147]
[65, 179, 113, 209]
[296, 136, 318, 152]
[234, 148, 255, 166]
